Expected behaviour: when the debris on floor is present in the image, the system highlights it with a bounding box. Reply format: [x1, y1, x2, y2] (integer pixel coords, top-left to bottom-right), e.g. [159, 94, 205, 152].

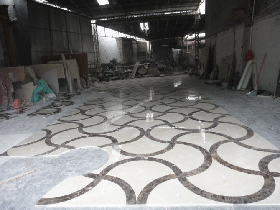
[51, 100, 74, 108]
[32, 79, 55, 103]
[28, 92, 76, 117]
[0, 111, 16, 122]
[28, 106, 61, 117]
[0, 61, 83, 121]
[205, 80, 222, 86]
[247, 90, 274, 98]
[0, 108, 27, 122]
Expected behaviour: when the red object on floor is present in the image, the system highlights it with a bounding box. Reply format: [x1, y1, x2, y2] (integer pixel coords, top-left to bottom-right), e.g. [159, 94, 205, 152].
[13, 99, 21, 109]
[245, 50, 254, 62]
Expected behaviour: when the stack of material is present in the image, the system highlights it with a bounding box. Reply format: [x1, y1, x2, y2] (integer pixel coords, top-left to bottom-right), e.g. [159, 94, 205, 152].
[15, 82, 37, 102]
[138, 65, 148, 75]
[0, 67, 26, 83]
[129, 62, 140, 79]
[7, 66, 58, 103]
[149, 59, 159, 76]
[30, 64, 64, 93]
[42, 53, 89, 81]
[47, 59, 82, 92]
[0, 70, 14, 108]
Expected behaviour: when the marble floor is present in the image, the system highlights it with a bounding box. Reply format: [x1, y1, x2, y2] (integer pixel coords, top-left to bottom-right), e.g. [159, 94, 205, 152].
[1, 75, 280, 208]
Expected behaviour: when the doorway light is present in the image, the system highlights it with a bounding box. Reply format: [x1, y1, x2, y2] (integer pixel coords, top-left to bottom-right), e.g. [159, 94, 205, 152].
[97, 0, 109, 5]
[140, 22, 149, 31]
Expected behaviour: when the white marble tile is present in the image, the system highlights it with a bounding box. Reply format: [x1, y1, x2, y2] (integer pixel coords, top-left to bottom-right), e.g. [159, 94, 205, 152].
[60, 113, 90, 121]
[192, 102, 217, 110]
[154, 144, 205, 172]
[251, 178, 280, 205]
[66, 136, 112, 148]
[147, 179, 219, 205]
[109, 127, 141, 143]
[170, 107, 200, 115]
[111, 115, 137, 126]
[156, 113, 185, 124]
[187, 161, 264, 197]
[78, 116, 105, 127]
[7, 139, 54, 156]
[268, 158, 280, 173]
[176, 133, 227, 151]
[107, 160, 174, 196]
[42, 176, 93, 198]
[192, 111, 223, 122]
[150, 126, 186, 142]
[16, 131, 46, 146]
[218, 142, 273, 171]
[121, 136, 169, 155]
[128, 120, 165, 131]
[82, 124, 120, 134]
[209, 122, 248, 139]
[241, 134, 278, 151]
[50, 180, 126, 206]
[52, 129, 87, 145]
[173, 119, 214, 130]
[46, 147, 70, 156]
[3, 76, 279, 207]
[85, 108, 107, 116]
[45, 123, 79, 134]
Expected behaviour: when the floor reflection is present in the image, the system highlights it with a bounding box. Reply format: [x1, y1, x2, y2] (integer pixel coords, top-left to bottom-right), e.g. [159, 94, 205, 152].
[2, 75, 280, 207]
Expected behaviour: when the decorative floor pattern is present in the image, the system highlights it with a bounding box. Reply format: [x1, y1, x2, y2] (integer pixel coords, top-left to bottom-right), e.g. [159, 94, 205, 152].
[2, 76, 280, 206]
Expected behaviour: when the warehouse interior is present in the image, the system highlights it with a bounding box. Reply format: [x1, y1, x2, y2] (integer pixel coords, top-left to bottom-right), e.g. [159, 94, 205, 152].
[0, 0, 280, 209]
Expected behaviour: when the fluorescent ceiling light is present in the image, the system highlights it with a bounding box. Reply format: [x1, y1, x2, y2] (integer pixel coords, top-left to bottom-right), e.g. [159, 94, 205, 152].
[97, 0, 109, 5]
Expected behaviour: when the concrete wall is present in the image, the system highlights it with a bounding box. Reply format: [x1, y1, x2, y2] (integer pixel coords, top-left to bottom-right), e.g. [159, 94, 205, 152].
[12, 0, 32, 66]
[99, 37, 145, 64]
[137, 41, 148, 62]
[206, 0, 280, 36]
[122, 38, 136, 64]
[99, 36, 122, 63]
[28, 1, 94, 64]
[252, 14, 280, 93]
[205, 0, 247, 37]
[153, 46, 173, 60]
[0, 36, 4, 66]
[206, 12, 280, 93]
[0, 0, 32, 66]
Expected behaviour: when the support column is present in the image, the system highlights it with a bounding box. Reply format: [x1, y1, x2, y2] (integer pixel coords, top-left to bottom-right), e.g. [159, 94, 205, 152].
[194, 13, 200, 67]
[92, 23, 101, 72]
[11, 0, 32, 65]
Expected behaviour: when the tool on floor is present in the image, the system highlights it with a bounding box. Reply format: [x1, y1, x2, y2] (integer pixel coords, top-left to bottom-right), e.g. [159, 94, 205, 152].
[255, 53, 267, 88]
[0, 170, 35, 185]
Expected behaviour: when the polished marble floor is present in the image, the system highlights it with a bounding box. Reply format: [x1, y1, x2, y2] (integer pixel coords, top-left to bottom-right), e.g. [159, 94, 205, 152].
[2, 76, 280, 207]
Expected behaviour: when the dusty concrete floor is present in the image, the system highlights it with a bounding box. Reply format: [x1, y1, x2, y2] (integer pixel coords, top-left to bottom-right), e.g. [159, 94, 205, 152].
[0, 74, 279, 210]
